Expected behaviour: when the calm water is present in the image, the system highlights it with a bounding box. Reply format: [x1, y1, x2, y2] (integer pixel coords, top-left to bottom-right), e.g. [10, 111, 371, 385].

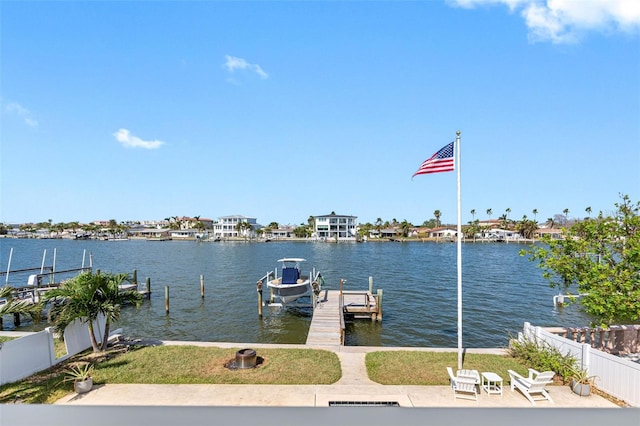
[0, 238, 591, 348]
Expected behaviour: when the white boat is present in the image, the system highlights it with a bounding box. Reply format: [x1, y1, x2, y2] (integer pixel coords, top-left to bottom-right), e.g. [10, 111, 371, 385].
[263, 258, 322, 306]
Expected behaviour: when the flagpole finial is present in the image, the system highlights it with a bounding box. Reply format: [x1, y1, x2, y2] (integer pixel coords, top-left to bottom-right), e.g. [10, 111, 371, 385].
[456, 130, 461, 136]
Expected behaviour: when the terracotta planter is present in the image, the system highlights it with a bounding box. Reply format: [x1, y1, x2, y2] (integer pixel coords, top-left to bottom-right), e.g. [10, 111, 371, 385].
[74, 378, 93, 394]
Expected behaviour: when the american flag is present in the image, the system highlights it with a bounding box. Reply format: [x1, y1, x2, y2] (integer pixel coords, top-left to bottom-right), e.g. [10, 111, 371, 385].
[412, 141, 455, 177]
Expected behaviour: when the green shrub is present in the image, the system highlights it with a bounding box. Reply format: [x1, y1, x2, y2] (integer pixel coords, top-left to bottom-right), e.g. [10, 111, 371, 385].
[508, 334, 575, 382]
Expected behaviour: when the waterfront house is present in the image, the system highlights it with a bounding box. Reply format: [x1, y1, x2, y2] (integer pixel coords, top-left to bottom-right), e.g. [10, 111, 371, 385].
[213, 215, 260, 239]
[534, 228, 563, 240]
[170, 229, 198, 240]
[379, 227, 403, 239]
[429, 226, 457, 240]
[313, 213, 357, 241]
[269, 226, 295, 239]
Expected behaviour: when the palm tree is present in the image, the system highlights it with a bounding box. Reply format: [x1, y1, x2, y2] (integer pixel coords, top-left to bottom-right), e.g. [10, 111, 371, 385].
[563, 208, 570, 226]
[585, 206, 592, 218]
[486, 208, 492, 221]
[43, 272, 142, 352]
[235, 221, 253, 240]
[434, 210, 441, 228]
[498, 214, 509, 230]
[193, 216, 205, 232]
[532, 209, 538, 223]
[400, 220, 411, 237]
[470, 209, 476, 222]
[95, 273, 142, 350]
[375, 217, 383, 235]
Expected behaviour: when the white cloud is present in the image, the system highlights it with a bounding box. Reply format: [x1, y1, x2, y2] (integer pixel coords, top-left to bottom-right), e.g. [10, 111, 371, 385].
[5, 102, 39, 127]
[223, 55, 269, 80]
[113, 128, 164, 149]
[449, 0, 640, 43]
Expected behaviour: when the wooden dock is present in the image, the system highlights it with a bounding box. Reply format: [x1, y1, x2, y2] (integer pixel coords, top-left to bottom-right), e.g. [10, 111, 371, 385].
[305, 287, 382, 347]
[305, 290, 344, 346]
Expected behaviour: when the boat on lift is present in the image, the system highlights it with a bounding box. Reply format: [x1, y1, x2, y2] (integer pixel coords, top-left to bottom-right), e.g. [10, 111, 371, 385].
[261, 258, 322, 306]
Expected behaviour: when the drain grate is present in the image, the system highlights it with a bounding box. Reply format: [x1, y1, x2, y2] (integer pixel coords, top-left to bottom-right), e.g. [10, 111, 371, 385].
[329, 401, 399, 407]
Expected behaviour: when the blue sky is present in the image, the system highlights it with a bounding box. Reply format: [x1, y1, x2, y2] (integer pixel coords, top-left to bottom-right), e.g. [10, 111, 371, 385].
[2, 1, 639, 227]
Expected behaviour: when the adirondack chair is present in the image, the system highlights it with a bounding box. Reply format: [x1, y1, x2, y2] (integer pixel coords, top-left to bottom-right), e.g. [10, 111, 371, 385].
[507, 368, 555, 404]
[447, 367, 478, 401]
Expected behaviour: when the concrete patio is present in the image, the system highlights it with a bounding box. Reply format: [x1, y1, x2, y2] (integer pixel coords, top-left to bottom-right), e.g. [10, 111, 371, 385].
[55, 341, 620, 408]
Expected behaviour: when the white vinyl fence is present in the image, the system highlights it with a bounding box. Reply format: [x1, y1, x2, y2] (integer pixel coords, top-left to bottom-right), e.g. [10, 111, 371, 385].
[0, 315, 106, 386]
[522, 322, 640, 407]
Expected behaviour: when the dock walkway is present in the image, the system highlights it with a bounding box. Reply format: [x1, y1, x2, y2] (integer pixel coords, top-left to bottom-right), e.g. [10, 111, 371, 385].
[305, 290, 344, 346]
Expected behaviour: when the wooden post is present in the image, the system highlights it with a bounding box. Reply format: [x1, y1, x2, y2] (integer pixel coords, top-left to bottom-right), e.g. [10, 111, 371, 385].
[369, 276, 373, 294]
[146, 277, 151, 299]
[376, 289, 383, 322]
[200, 275, 205, 299]
[257, 280, 263, 317]
[132, 269, 137, 286]
[165, 286, 170, 314]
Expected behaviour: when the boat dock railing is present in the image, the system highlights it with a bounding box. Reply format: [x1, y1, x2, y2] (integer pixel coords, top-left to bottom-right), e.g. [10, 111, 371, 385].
[339, 277, 383, 322]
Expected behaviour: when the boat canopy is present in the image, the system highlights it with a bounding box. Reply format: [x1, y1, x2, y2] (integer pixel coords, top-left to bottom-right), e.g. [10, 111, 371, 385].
[277, 258, 306, 263]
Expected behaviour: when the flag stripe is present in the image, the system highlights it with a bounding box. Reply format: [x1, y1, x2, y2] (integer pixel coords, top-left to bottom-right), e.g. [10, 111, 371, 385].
[412, 141, 455, 177]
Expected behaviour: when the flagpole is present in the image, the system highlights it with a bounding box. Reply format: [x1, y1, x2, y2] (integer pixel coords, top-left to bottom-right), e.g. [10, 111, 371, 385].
[456, 130, 463, 370]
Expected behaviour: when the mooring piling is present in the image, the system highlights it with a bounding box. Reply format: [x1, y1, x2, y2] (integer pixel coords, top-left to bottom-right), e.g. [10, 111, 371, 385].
[165, 286, 169, 314]
[257, 280, 263, 317]
[200, 275, 205, 299]
[145, 277, 151, 299]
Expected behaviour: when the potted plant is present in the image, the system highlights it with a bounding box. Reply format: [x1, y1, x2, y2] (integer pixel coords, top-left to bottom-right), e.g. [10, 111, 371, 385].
[568, 366, 597, 397]
[64, 362, 94, 394]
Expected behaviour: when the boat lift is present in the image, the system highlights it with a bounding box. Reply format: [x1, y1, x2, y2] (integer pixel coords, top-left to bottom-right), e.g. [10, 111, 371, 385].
[553, 292, 589, 307]
[1, 248, 93, 303]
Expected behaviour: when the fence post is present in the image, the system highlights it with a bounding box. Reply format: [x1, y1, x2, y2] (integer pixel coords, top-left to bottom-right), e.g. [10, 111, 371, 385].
[581, 343, 591, 372]
[523, 322, 531, 340]
[46, 327, 57, 365]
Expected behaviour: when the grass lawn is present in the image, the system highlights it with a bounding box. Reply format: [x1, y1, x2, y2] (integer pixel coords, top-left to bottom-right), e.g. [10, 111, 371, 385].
[94, 346, 341, 385]
[366, 351, 530, 385]
[1, 345, 538, 404]
[0, 345, 341, 404]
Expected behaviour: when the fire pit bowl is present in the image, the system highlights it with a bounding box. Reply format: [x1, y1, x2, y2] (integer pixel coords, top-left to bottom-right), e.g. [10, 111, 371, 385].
[235, 348, 257, 369]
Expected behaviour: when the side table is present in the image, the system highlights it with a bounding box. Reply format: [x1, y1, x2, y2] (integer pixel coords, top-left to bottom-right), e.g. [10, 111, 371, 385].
[481, 372, 503, 396]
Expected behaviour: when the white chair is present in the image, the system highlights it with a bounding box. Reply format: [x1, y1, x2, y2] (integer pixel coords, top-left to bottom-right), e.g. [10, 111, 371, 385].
[457, 368, 480, 387]
[447, 367, 478, 401]
[507, 368, 555, 404]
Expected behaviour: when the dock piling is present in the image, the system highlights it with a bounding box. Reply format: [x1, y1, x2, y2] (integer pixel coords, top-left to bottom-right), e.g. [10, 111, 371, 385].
[257, 280, 263, 317]
[132, 269, 137, 286]
[165, 286, 170, 314]
[145, 277, 151, 299]
[200, 275, 205, 299]
[377, 289, 383, 322]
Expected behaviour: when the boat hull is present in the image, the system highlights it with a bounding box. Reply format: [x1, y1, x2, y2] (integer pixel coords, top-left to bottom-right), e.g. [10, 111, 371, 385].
[266, 279, 313, 305]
